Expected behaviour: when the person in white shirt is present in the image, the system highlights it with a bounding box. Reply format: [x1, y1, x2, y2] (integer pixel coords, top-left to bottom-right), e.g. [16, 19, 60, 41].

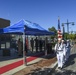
[66, 40, 71, 60]
[55, 38, 66, 69]
[61, 40, 67, 64]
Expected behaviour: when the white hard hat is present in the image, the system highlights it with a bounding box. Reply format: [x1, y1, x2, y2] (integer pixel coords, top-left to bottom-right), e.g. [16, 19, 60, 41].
[58, 38, 61, 40]
[67, 40, 69, 41]
[62, 39, 64, 42]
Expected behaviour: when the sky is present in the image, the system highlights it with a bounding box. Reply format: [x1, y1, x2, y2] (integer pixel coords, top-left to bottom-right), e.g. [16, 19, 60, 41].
[0, 0, 76, 33]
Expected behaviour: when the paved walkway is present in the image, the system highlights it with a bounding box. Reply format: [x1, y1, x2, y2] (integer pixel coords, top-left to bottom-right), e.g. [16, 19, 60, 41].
[48, 44, 76, 75]
[0, 49, 45, 75]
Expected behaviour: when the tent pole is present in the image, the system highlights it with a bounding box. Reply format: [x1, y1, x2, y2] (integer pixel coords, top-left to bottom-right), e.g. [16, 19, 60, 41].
[26, 35, 29, 50]
[23, 27, 27, 66]
[45, 36, 47, 55]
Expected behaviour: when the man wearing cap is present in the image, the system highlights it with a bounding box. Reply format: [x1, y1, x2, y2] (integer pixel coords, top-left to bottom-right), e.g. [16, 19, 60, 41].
[61, 39, 67, 64]
[66, 40, 71, 60]
[55, 38, 66, 69]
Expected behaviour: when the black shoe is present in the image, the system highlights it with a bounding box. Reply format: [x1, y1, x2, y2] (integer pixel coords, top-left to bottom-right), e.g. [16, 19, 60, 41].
[60, 67, 62, 70]
[58, 67, 62, 70]
[58, 67, 61, 69]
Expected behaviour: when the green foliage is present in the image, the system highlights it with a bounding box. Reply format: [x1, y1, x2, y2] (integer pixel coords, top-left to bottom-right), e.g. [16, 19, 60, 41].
[48, 26, 57, 40]
[64, 33, 76, 40]
[48, 26, 57, 34]
[74, 34, 76, 40]
[63, 33, 67, 40]
[69, 34, 76, 40]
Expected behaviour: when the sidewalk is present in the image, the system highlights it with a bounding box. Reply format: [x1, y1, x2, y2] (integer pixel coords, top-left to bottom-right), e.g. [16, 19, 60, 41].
[13, 54, 57, 75]
[1, 55, 45, 75]
[0, 48, 57, 75]
[0, 51, 44, 75]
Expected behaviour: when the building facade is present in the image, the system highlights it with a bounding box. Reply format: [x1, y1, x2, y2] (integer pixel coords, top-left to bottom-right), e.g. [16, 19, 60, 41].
[0, 18, 10, 28]
[0, 18, 11, 56]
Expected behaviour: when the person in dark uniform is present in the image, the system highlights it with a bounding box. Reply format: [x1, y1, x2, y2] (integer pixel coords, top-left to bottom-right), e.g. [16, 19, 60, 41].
[17, 38, 22, 56]
[45, 37, 48, 55]
[42, 39, 45, 51]
[39, 38, 43, 52]
[35, 37, 38, 52]
[30, 38, 34, 52]
[25, 38, 28, 53]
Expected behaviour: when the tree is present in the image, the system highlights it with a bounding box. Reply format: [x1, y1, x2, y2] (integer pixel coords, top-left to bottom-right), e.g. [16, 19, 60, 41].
[74, 34, 76, 40]
[48, 26, 57, 34]
[69, 34, 76, 40]
[64, 33, 68, 40]
[48, 26, 57, 41]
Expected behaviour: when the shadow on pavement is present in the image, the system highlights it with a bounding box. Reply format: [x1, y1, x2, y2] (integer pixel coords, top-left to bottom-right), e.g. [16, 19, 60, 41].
[48, 69, 76, 75]
[63, 53, 76, 68]
[26, 67, 53, 75]
[17, 67, 76, 75]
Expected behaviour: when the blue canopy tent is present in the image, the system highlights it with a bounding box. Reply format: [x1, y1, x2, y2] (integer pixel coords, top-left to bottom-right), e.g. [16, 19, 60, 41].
[0, 19, 54, 35]
[0, 19, 55, 65]
[25, 20, 55, 35]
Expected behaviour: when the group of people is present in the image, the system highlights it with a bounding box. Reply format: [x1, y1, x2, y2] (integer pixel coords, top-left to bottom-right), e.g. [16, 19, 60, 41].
[17, 37, 30, 56]
[55, 38, 71, 70]
[30, 37, 46, 52]
[17, 37, 46, 56]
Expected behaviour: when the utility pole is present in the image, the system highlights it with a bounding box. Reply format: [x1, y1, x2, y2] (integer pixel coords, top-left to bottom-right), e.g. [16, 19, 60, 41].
[62, 19, 74, 34]
[62, 23, 64, 40]
[62, 19, 74, 39]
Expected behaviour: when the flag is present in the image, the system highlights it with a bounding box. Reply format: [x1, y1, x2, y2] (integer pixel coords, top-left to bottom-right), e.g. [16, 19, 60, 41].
[62, 25, 65, 40]
[57, 17, 62, 39]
